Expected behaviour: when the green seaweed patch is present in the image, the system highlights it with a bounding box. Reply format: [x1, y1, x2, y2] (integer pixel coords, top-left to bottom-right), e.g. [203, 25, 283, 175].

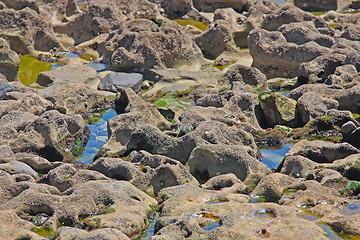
[18, 55, 52, 86]
[153, 98, 192, 111]
[30, 225, 56, 238]
[311, 11, 326, 16]
[173, 19, 208, 31]
[72, 136, 87, 158]
[306, 135, 342, 143]
[342, 181, 360, 196]
[282, 188, 299, 196]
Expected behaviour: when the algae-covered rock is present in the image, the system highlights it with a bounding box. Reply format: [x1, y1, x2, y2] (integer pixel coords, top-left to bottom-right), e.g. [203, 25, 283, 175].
[259, 92, 298, 128]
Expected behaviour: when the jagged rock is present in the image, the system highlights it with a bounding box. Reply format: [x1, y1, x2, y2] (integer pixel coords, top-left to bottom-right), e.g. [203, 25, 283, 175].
[278, 155, 319, 178]
[248, 28, 330, 78]
[341, 121, 360, 149]
[277, 22, 335, 48]
[2, 92, 53, 116]
[262, 5, 327, 31]
[107, 19, 203, 78]
[325, 64, 360, 86]
[219, 64, 268, 92]
[2, 180, 157, 238]
[286, 139, 360, 163]
[0, 0, 79, 23]
[259, 92, 298, 128]
[187, 144, 270, 183]
[296, 92, 339, 124]
[340, 25, 360, 41]
[54, 0, 161, 45]
[289, 84, 360, 114]
[98, 72, 143, 93]
[0, 81, 18, 99]
[37, 64, 109, 114]
[192, 0, 253, 13]
[298, 53, 347, 84]
[201, 173, 246, 191]
[344, 52, 360, 72]
[195, 8, 254, 58]
[251, 173, 301, 202]
[0, 8, 62, 54]
[126, 120, 258, 164]
[39, 163, 109, 192]
[11, 110, 88, 162]
[160, 0, 193, 17]
[0, 38, 19, 81]
[294, 0, 354, 11]
[319, 154, 360, 181]
[279, 180, 346, 206]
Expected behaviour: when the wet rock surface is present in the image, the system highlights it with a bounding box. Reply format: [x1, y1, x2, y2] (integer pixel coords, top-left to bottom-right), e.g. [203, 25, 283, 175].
[0, 0, 360, 239]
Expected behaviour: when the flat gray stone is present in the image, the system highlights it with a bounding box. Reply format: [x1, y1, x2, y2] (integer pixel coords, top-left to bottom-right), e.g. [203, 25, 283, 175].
[98, 72, 143, 93]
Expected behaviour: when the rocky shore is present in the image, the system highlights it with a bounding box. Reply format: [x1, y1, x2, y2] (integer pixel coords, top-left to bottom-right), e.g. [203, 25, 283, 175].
[0, 0, 360, 239]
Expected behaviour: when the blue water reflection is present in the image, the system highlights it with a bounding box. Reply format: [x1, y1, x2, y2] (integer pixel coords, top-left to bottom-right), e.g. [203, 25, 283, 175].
[260, 143, 294, 169]
[77, 110, 117, 164]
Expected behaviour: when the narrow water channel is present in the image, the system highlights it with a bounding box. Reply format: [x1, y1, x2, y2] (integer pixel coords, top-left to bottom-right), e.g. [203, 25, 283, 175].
[77, 110, 117, 164]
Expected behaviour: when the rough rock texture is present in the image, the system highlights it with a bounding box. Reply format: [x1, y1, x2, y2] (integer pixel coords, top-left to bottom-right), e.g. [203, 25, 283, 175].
[0, 0, 79, 23]
[0, 38, 19, 81]
[278, 155, 319, 178]
[0, 8, 62, 54]
[106, 19, 203, 78]
[248, 28, 330, 78]
[298, 53, 347, 84]
[126, 120, 259, 164]
[187, 144, 270, 183]
[296, 92, 339, 124]
[193, 0, 252, 12]
[11, 110, 88, 162]
[219, 64, 268, 92]
[262, 5, 327, 31]
[277, 22, 335, 48]
[98, 72, 143, 93]
[259, 92, 298, 128]
[195, 8, 254, 58]
[294, 0, 354, 11]
[286, 140, 360, 163]
[54, 0, 161, 45]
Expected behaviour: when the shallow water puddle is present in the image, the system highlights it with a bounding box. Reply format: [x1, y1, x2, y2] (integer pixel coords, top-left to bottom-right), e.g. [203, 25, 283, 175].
[18, 55, 52, 86]
[340, 202, 360, 216]
[173, 19, 208, 31]
[317, 223, 360, 240]
[77, 110, 117, 164]
[249, 208, 277, 219]
[260, 143, 294, 169]
[193, 212, 222, 231]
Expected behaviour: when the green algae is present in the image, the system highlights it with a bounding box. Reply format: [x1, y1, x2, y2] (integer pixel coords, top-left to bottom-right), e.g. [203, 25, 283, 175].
[173, 19, 208, 31]
[18, 55, 52, 86]
[30, 225, 56, 238]
[311, 12, 326, 16]
[153, 98, 192, 111]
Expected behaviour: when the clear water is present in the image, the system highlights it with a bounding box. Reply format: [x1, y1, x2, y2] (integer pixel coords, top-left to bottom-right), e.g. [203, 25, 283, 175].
[260, 143, 294, 169]
[77, 110, 117, 164]
[202, 222, 222, 231]
[340, 202, 360, 216]
[141, 217, 159, 240]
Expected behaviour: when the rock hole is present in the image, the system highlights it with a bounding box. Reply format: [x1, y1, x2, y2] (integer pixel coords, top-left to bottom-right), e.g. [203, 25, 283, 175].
[38, 146, 63, 162]
[131, 195, 141, 201]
